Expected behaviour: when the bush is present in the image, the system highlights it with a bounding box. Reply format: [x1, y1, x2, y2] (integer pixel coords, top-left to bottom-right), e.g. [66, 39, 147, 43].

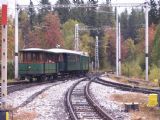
[0, 62, 14, 79]
[149, 64, 160, 81]
[122, 62, 142, 77]
[7, 62, 14, 79]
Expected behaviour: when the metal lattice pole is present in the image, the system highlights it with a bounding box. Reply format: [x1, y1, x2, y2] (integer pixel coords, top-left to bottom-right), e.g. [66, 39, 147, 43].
[95, 36, 99, 71]
[74, 24, 79, 51]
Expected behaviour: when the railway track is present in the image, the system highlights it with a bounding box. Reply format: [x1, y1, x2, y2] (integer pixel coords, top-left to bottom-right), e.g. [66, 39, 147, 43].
[96, 77, 160, 94]
[0, 76, 76, 96]
[0, 78, 72, 109]
[65, 78, 113, 120]
[0, 81, 52, 96]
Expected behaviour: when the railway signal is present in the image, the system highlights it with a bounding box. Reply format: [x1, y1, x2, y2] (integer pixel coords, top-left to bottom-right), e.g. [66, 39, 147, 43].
[0, 3, 10, 120]
[1, 4, 8, 109]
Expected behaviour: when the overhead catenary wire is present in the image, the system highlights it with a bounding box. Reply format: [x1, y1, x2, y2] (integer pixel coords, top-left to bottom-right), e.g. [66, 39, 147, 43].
[16, 3, 148, 9]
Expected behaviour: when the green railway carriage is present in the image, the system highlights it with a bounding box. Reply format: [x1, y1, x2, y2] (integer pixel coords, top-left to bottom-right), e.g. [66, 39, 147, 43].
[19, 48, 89, 81]
[19, 48, 58, 81]
[47, 48, 89, 75]
[19, 48, 45, 81]
[44, 52, 58, 75]
[80, 55, 89, 72]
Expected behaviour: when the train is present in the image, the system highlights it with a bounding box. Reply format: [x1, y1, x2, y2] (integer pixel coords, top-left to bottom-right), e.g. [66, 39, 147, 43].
[19, 48, 89, 82]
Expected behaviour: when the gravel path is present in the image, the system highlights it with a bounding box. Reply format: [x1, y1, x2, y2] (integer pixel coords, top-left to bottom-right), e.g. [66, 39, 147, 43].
[7, 79, 80, 120]
[90, 81, 131, 120]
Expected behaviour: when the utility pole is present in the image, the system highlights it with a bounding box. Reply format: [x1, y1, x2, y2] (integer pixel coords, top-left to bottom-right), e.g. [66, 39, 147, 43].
[95, 36, 99, 71]
[74, 24, 79, 51]
[15, 0, 19, 79]
[118, 22, 121, 75]
[116, 7, 119, 76]
[145, 2, 149, 81]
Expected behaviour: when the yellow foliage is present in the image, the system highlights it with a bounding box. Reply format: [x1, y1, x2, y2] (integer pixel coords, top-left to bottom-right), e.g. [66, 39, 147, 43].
[149, 65, 160, 81]
[153, 79, 158, 83]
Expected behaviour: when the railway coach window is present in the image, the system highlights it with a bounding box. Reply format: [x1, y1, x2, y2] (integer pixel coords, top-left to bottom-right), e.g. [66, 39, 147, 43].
[68, 54, 77, 62]
[19, 52, 25, 63]
[45, 54, 56, 63]
[22, 52, 43, 63]
[26, 52, 32, 63]
[32, 52, 44, 63]
[58, 54, 63, 62]
[19, 52, 30, 63]
[39, 54, 43, 63]
[32, 53, 36, 63]
[76, 55, 80, 62]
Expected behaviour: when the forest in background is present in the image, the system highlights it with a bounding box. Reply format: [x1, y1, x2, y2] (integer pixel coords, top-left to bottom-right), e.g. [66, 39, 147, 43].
[1, 0, 160, 80]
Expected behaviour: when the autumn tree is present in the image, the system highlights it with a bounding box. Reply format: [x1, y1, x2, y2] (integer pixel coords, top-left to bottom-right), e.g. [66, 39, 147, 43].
[42, 13, 64, 48]
[123, 39, 136, 61]
[151, 24, 160, 66]
[62, 19, 78, 49]
[19, 10, 30, 48]
[8, 17, 15, 60]
[103, 28, 116, 67]
[80, 31, 94, 57]
[27, 29, 42, 48]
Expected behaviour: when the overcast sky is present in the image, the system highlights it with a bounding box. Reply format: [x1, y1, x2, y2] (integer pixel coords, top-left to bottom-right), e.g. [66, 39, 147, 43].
[0, 0, 147, 16]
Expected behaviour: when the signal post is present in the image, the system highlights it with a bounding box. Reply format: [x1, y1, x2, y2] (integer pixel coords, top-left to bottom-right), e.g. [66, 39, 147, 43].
[0, 4, 9, 120]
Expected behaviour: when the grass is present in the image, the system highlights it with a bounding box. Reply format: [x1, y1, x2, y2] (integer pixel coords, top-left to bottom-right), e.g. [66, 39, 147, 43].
[107, 74, 160, 88]
[7, 79, 16, 83]
[110, 93, 160, 120]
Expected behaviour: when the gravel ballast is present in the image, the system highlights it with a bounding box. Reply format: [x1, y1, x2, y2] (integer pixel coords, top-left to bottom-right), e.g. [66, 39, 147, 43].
[6, 77, 149, 120]
[7, 79, 79, 120]
[90, 81, 132, 120]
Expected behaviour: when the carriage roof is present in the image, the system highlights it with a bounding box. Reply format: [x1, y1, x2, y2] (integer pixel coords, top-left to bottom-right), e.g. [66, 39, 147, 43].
[19, 48, 44, 52]
[46, 48, 89, 56]
[20, 48, 89, 56]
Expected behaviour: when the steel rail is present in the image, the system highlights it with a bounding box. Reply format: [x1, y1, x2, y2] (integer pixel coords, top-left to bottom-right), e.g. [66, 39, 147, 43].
[66, 77, 114, 120]
[96, 77, 160, 94]
[65, 78, 86, 120]
[85, 80, 114, 120]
